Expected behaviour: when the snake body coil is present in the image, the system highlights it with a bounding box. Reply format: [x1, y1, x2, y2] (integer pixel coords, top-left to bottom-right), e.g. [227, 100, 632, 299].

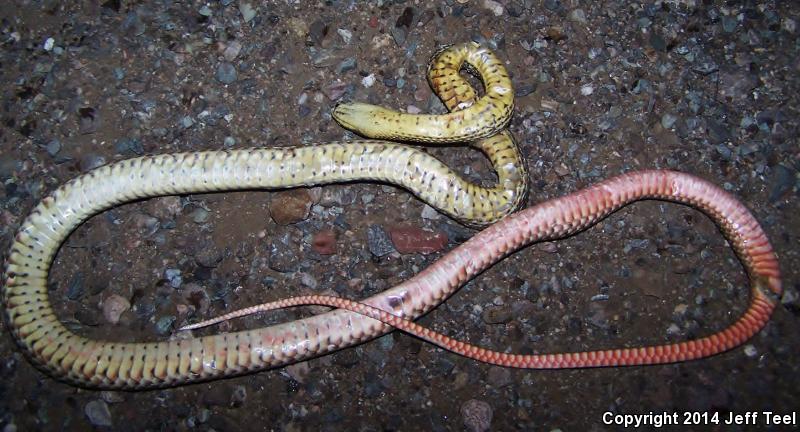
[1, 43, 782, 389]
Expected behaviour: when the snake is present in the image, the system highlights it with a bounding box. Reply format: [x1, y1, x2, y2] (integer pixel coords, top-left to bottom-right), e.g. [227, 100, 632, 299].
[1, 43, 782, 389]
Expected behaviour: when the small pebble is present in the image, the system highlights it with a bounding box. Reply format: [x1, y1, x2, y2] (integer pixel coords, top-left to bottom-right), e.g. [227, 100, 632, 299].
[223, 41, 243, 61]
[190, 207, 209, 223]
[102, 294, 130, 325]
[322, 81, 350, 101]
[568, 8, 587, 24]
[299, 272, 318, 290]
[239, 2, 256, 22]
[85, 400, 113, 427]
[461, 399, 493, 432]
[231, 385, 247, 407]
[661, 113, 678, 129]
[337, 28, 352, 44]
[269, 189, 313, 225]
[336, 57, 357, 74]
[216, 62, 238, 84]
[420, 204, 441, 220]
[367, 225, 395, 257]
[165, 268, 182, 288]
[155, 316, 176, 335]
[361, 74, 376, 88]
[45, 139, 61, 156]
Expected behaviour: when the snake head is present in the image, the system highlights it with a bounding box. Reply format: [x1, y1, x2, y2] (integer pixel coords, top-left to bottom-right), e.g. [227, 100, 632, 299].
[332, 102, 401, 140]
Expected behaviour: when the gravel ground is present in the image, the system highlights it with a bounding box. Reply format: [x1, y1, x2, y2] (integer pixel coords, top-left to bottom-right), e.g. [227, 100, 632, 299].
[1, 1, 799, 431]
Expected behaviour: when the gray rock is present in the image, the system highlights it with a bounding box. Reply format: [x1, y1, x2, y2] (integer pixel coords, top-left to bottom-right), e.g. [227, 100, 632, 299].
[367, 225, 395, 257]
[164, 268, 182, 288]
[568, 8, 587, 24]
[216, 62, 238, 84]
[336, 57, 357, 74]
[180, 116, 194, 129]
[45, 139, 61, 156]
[719, 70, 758, 100]
[85, 400, 112, 427]
[461, 399, 493, 432]
[186, 207, 207, 224]
[114, 137, 143, 155]
[239, 2, 256, 22]
[661, 113, 678, 129]
[155, 315, 176, 335]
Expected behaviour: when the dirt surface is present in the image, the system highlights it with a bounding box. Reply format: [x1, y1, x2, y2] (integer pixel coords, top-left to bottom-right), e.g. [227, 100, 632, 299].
[1, 1, 799, 431]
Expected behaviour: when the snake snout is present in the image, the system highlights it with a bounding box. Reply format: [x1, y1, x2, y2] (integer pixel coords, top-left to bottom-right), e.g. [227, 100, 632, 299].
[332, 102, 380, 132]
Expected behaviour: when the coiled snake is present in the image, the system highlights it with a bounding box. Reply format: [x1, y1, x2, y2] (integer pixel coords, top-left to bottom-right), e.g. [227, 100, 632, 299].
[1, 43, 782, 389]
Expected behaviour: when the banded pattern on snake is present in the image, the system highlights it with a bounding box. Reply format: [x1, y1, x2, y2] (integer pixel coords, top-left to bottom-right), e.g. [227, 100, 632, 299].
[1, 42, 782, 389]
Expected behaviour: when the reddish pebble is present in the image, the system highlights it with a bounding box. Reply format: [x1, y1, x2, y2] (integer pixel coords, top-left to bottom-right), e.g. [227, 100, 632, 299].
[368, 15, 379, 28]
[269, 189, 313, 225]
[312, 229, 337, 255]
[388, 226, 447, 255]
